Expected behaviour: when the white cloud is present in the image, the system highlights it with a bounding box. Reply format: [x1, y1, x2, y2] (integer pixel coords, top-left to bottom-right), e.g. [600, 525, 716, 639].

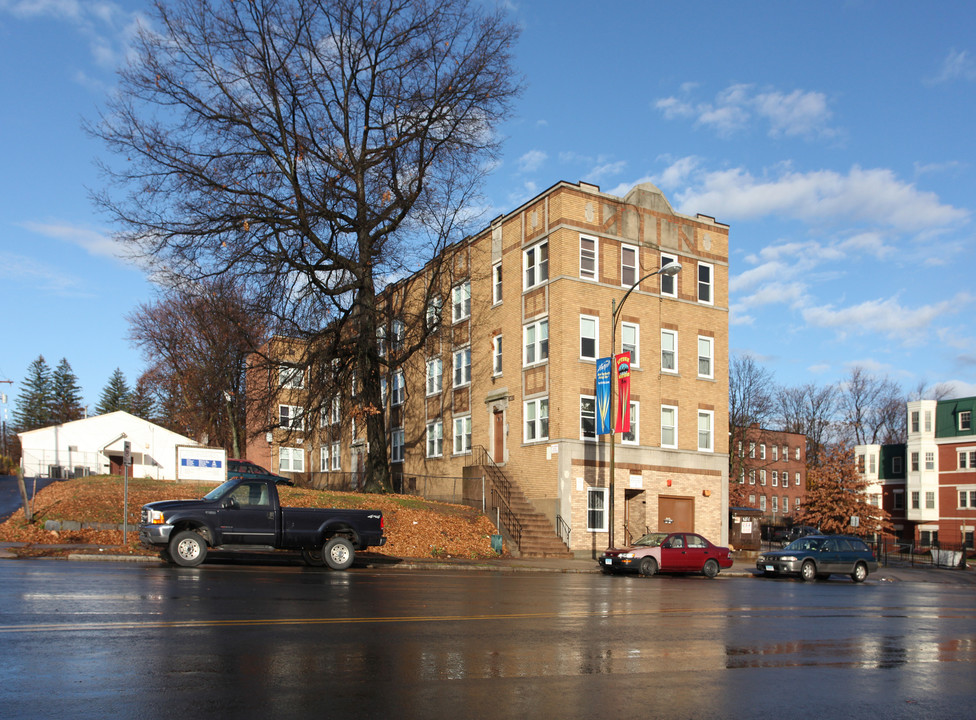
[929, 49, 976, 84]
[655, 83, 836, 139]
[518, 149, 548, 173]
[19, 220, 125, 260]
[588, 160, 626, 181]
[0, 251, 92, 296]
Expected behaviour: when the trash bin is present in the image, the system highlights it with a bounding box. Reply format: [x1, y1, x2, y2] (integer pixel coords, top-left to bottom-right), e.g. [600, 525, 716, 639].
[491, 534, 503, 554]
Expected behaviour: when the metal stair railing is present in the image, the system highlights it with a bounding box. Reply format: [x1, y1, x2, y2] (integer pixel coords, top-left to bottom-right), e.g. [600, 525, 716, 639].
[468, 446, 522, 550]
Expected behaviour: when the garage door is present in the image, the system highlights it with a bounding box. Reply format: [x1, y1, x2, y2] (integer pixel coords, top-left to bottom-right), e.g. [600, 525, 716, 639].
[658, 496, 694, 532]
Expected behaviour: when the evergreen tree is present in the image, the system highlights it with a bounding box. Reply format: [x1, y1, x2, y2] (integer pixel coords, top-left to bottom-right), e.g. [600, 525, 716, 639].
[13, 355, 53, 431]
[128, 373, 158, 422]
[50, 358, 85, 424]
[96, 368, 131, 415]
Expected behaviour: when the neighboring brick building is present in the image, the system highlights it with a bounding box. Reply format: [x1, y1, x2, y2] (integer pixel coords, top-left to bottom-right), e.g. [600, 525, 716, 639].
[731, 424, 808, 526]
[857, 396, 976, 548]
[248, 180, 730, 556]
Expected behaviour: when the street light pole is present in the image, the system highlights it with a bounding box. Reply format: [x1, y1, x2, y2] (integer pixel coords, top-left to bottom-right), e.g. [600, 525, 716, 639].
[607, 262, 681, 549]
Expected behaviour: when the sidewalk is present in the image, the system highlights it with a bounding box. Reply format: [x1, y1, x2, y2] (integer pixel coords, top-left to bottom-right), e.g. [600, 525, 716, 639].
[3, 542, 975, 583]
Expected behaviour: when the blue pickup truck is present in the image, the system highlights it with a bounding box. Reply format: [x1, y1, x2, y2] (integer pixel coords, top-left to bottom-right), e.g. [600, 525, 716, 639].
[139, 475, 386, 569]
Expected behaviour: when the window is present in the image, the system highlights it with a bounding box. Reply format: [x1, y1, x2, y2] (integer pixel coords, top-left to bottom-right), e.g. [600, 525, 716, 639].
[760, 444, 766, 460]
[661, 406, 677, 448]
[391, 371, 405, 406]
[760, 470, 766, 486]
[391, 319, 405, 352]
[698, 410, 713, 452]
[524, 398, 549, 442]
[493, 335, 503, 376]
[772, 496, 778, 513]
[749, 470, 756, 485]
[279, 365, 304, 389]
[390, 429, 404, 463]
[426, 297, 442, 330]
[319, 446, 329, 472]
[925, 452, 935, 471]
[350, 370, 358, 398]
[893, 456, 903, 474]
[961, 411, 973, 431]
[795, 447, 800, 460]
[452, 281, 471, 322]
[960, 451, 976, 469]
[911, 491, 920, 509]
[795, 472, 801, 486]
[279, 447, 305, 473]
[869, 454, 876, 474]
[453, 347, 471, 387]
[911, 452, 919, 472]
[660, 253, 678, 297]
[523, 319, 549, 366]
[893, 491, 904, 510]
[524, 240, 549, 289]
[621, 323, 639, 367]
[453, 416, 472, 455]
[749, 442, 755, 458]
[426, 420, 443, 458]
[581, 396, 596, 441]
[920, 530, 938, 547]
[492, 263, 503, 305]
[329, 396, 340, 425]
[911, 411, 920, 433]
[661, 329, 677, 373]
[580, 235, 598, 280]
[782, 445, 788, 461]
[749, 494, 756, 505]
[960, 491, 976, 508]
[426, 358, 443, 396]
[759, 495, 767, 511]
[772, 445, 778, 461]
[331, 442, 341, 471]
[587, 487, 608, 532]
[376, 326, 386, 357]
[580, 315, 599, 360]
[926, 491, 936, 510]
[621, 244, 638, 287]
[783, 495, 790, 513]
[925, 411, 932, 432]
[622, 401, 639, 445]
[772, 471, 778, 487]
[697, 262, 713, 304]
[279, 404, 304, 431]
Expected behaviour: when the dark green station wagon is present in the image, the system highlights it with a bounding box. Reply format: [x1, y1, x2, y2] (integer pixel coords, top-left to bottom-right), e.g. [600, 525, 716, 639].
[757, 534, 879, 582]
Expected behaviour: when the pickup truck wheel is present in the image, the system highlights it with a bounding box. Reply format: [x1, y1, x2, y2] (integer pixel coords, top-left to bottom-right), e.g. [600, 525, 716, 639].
[301, 548, 325, 567]
[169, 530, 207, 568]
[323, 537, 354, 570]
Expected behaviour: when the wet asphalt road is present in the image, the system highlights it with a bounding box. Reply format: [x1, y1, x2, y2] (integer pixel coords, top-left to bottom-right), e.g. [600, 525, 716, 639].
[1, 559, 974, 719]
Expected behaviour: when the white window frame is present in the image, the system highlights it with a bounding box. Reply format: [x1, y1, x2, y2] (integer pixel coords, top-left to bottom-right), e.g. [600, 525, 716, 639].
[621, 244, 638, 287]
[492, 335, 503, 376]
[453, 347, 471, 387]
[426, 357, 443, 396]
[331, 442, 341, 471]
[376, 326, 387, 357]
[391, 428, 404, 463]
[697, 336, 714, 379]
[581, 395, 597, 441]
[426, 420, 444, 458]
[661, 329, 677, 373]
[622, 401, 639, 445]
[524, 398, 549, 442]
[391, 319, 405, 353]
[523, 318, 549, 366]
[426, 297, 442, 330]
[698, 410, 714, 452]
[961, 411, 972, 431]
[698, 262, 713, 305]
[580, 235, 598, 280]
[660, 253, 678, 297]
[279, 447, 305, 473]
[621, 322, 640, 367]
[453, 415, 472, 455]
[278, 404, 304, 431]
[523, 240, 549, 290]
[319, 446, 329, 472]
[661, 405, 677, 449]
[580, 314, 599, 361]
[391, 370, 405, 406]
[452, 281, 471, 323]
[586, 487, 609, 532]
[279, 365, 304, 389]
[492, 263, 503, 305]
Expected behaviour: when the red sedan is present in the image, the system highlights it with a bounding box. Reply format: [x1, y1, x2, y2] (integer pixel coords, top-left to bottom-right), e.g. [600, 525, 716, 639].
[599, 531, 734, 578]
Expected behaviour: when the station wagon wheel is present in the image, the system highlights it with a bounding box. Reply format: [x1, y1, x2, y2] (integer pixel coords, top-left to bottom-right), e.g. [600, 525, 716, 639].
[800, 560, 817, 582]
[639, 556, 658, 576]
[851, 562, 868, 583]
[702, 559, 720, 579]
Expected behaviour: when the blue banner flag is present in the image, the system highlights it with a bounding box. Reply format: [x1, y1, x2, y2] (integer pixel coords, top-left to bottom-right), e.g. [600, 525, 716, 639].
[596, 357, 612, 435]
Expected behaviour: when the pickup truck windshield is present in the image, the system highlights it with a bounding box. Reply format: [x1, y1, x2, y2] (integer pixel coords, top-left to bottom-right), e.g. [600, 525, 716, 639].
[203, 479, 239, 501]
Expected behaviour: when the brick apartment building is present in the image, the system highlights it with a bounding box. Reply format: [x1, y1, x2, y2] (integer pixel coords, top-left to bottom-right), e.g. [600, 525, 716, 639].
[732, 424, 808, 526]
[857, 396, 976, 548]
[247, 180, 730, 556]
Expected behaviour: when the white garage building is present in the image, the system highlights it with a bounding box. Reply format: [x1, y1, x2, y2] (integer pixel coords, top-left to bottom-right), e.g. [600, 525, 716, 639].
[18, 411, 208, 481]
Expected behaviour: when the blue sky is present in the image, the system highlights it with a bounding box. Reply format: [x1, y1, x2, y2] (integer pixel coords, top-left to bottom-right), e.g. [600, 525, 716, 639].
[1, 0, 974, 420]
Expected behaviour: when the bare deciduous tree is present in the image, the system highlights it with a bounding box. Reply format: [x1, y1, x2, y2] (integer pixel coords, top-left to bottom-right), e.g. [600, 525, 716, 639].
[777, 383, 839, 464]
[838, 366, 905, 446]
[91, 0, 521, 491]
[728, 353, 777, 506]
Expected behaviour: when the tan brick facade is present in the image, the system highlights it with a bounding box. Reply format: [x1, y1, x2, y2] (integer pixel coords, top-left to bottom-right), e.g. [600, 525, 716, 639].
[249, 181, 730, 556]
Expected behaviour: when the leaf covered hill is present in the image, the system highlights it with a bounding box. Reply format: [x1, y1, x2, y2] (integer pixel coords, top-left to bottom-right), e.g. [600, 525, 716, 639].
[0, 476, 504, 560]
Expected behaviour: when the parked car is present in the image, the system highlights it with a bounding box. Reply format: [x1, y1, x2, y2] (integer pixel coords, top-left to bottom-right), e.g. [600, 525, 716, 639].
[756, 534, 878, 582]
[227, 458, 279, 479]
[599, 532, 734, 578]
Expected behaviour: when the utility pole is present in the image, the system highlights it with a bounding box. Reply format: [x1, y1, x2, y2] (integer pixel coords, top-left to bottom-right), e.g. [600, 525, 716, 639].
[1, 379, 12, 459]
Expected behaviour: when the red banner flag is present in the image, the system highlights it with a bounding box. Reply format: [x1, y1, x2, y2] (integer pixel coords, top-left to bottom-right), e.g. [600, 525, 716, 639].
[614, 352, 632, 433]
